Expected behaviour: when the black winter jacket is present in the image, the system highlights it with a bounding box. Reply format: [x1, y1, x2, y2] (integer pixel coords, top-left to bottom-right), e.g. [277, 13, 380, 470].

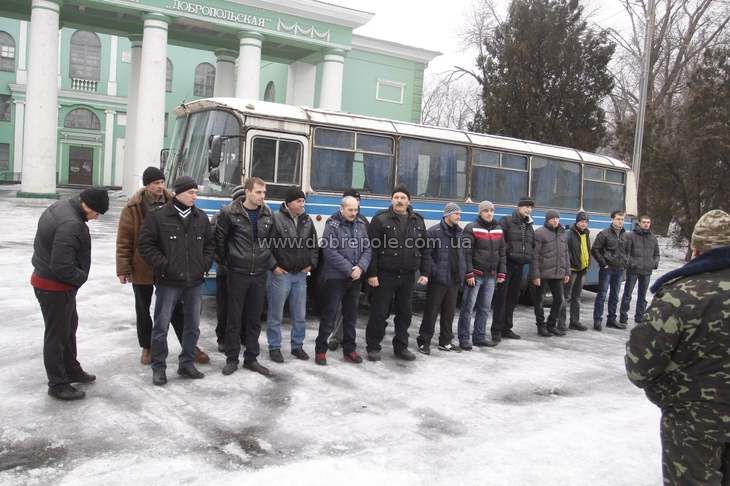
[626, 227, 660, 275]
[214, 200, 275, 276]
[566, 224, 591, 271]
[499, 211, 535, 264]
[138, 202, 215, 287]
[367, 206, 430, 277]
[591, 225, 628, 269]
[531, 223, 570, 280]
[463, 217, 506, 279]
[269, 203, 319, 272]
[427, 219, 466, 287]
[32, 197, 91, 288]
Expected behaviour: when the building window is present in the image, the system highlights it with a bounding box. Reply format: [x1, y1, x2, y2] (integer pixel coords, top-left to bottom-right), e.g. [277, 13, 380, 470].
[264, 81, 275, 102]
[69, 31, 101, 81]
[0, 95, 11, 121]
[0, 31, 15, 72]
[166, 58, 173, 92]
[64, 108, 101, 130]
[193, 62, 215, 97]
[376, 79, 406, 104]
[0, 143, 9, 171]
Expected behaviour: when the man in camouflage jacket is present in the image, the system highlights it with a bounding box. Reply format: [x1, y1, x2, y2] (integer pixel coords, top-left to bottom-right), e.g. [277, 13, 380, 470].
[625, 209, 730, 485]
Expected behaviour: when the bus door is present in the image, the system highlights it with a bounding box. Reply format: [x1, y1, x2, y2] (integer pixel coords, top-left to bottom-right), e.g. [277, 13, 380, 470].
[245, 130, 309, 201]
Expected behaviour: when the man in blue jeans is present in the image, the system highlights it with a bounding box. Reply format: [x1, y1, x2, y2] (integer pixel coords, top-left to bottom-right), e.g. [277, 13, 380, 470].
[457, 200, 506, 350]
[138, 176, 215, 386]
[591, 210, 628, 331]
[620, 215, 660, 325]
[266, 186, 319, 363]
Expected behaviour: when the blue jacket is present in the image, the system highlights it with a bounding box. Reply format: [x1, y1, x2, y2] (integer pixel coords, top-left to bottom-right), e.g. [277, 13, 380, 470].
[427, 219, 466, 287]
[321, 210, 372, 281]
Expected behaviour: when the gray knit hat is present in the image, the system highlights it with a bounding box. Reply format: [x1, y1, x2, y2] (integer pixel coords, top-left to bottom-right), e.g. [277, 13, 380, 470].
[545, 209, 560, 222]
[444, 202, 461, 217]
[478, 200, 495, 213]
[231, 184, 245, 200]
[691, 210, 730, 252]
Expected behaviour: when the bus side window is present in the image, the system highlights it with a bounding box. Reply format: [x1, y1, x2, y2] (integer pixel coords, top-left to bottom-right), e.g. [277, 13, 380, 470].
[251, 137, 302, 188]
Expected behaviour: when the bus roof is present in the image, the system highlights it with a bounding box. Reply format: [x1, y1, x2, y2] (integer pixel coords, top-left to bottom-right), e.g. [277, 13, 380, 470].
[178, 98, 631, 170]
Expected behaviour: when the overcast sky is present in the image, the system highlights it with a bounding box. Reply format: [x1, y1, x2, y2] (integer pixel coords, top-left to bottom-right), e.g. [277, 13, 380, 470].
[331, 0, 631, 79]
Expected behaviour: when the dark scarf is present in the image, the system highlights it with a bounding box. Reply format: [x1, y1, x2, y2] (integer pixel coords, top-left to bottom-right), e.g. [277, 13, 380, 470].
[650, 246, 730, 293]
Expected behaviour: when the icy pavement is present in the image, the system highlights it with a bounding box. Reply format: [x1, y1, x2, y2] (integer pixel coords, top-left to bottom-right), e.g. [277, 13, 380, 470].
[0, 186, 679, 486]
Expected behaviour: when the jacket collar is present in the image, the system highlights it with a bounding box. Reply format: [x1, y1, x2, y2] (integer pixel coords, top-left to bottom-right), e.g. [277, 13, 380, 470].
[512, 210, 533, 225]
[70, 196, 86, 221]
[441, 218, 461, 233]
[231, 199, 272, 217]
[476, 216, 498, 229]
[279, 202, 308, 223]
[633, 226, 651, 236]
[651, 246, 730, 293]
[128, 187, 173, 207]
[571, 224, 589, 236]
[388, 205, 414, 219]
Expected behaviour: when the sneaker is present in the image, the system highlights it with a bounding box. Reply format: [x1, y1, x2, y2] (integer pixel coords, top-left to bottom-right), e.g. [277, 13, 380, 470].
[269, 349, 284, 363]
[67, 370, 96, 384]
[547, 327, 566, 337]
[194, 347, 210, 365]
[243, 360, 271, 376]
[177, 365, 205, 379]
[459, 342, 473, 351]
[569, 322, 588, 331]
[48, 384, 85, 400]
[537, 325, 552, 337]
[594, 320, 603, 331]
[394, 349, 416, 361]
[607, 320, 626, 330]
[140, 348, 151, 365]
[367, 350, 382, 362]
[438, 343, 462, 353]
[315, 352, 327, 366]
[501, 329, 522, 340]
[291, 348, 310, 361]
[152, 368, 167, 386]
[417, 343, 431, 355]
[222, 361, 238, 376]
[473, 339, 498, 347]
[327, 339, 340, 351]
[343, 351, 363, 363]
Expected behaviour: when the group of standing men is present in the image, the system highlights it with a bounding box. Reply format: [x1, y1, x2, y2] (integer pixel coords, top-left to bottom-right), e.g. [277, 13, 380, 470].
[32, 167, 660, 396]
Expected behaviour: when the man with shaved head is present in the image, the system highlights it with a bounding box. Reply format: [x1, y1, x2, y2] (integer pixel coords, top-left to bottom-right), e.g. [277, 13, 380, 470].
[314, 195, 372, 365]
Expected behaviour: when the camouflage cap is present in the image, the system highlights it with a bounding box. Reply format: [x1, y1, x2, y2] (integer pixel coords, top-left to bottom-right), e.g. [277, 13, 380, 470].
[691, 209, 730, 252]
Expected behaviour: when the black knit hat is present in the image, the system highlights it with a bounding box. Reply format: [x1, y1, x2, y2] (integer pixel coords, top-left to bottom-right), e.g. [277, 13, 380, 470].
[517, 196, 535, 207]
[391, 183, 411, 200]
[285, 186, 306, 204]
[545, 209, 560, 221]
[142, 166, 165, 186]
[79, 187, 109, 215]
[173, 176, 198, 194]
[342, 188, 361, 200]
[576, 211, 589, 223]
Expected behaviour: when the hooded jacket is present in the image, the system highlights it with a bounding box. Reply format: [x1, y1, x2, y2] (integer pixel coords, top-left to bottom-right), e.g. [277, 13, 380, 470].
[566, 224, 592, 272]
[321, 209, 372, 281]
[625, 226, 660, 275]
[116, 187, 173, 284]
[427, 218, 467, 287]
[531, 221, 570, 280]
[499, 210, 535, 264]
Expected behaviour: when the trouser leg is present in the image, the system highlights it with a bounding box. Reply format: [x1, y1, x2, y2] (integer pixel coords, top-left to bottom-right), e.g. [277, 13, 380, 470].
[418, 282, 447, 346]
[607, 270, 623, 322]
[330, 305, 344, 344]
[366, 273, 397, 353]
[569, 270, 584, 325]
[315, 279, 347, 353]
[533, 280, 547, 325]
[132, 284, 154, 349]
[546, 279, 564, 327]
[457, 277, 483, 344]
[593, 267, 611, 323]
[473, 277, 495, 342]
[242, 274, 266, 363]
[215, 272, 228, 345]
[636, 274, 651, 321]
[288, 272, 308, 350]
[504, 262, 525, 330]
[265, 272, 289, 351]
[151, 285, 182, 370]
[438, 284, 459, 346]
[620, 272, 638, 322]
[225, 272, 247, 363]
[36, 289, 77, 387]
[340, 281, 362, 354]
[392, 273, 415, 353]
[178, 285, 202, 368]
[170, 301, 185, 344]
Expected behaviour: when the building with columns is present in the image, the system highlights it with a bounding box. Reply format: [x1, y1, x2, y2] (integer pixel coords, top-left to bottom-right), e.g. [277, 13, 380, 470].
[0, 0, 439, 196]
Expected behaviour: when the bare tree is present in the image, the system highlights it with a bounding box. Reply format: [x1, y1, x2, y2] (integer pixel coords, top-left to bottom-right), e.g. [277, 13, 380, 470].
[421, 74, 481, 129]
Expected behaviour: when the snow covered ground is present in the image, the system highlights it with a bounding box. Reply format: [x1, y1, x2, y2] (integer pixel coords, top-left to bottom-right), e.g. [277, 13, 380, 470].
[0, 186, 681, 486]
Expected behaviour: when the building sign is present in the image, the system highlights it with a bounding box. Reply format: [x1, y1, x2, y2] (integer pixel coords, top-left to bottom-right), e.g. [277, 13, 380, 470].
[167, 0, 271, 28]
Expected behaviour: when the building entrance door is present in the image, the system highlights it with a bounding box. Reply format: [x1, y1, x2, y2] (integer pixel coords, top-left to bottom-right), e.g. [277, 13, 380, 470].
[68, 146, 94, 185]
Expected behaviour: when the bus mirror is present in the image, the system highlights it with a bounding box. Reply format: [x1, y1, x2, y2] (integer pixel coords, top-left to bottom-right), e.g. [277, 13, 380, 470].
[159, 148, 169, 169]
[208, 135, 222, 169]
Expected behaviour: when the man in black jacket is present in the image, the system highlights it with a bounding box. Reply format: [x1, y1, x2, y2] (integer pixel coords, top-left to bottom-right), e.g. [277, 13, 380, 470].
[491, 196, 536, 341]
[365, 184, 430, 361]
[138, 176, 215, 386]
[620, 215, 660, 325]
[215, 177, 275, 377]
[591, 210, 628, 331]
[265, 186, 318, 363]
[31, 188, 109, 400]
[559, 212, 592, 331]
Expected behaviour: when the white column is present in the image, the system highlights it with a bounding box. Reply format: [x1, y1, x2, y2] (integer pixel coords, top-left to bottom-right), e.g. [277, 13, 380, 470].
[16, 21, 28, 85]
[213, 48, 236, 97]
[12, 100, 25, 177]
[286, 61, 316, 106]
[20, 0, 61, 197]
[235, 31, 263, 100]
[121, 35, 142, 194]
[107, 35, 118, 96]
[103, 110, 115, 186]
[318, 49, 345, 111]
[57, 29, 62, 89]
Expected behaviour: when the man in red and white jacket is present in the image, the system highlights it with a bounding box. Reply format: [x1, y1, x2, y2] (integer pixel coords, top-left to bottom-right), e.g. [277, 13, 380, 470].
[456, 200, 506, 350]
